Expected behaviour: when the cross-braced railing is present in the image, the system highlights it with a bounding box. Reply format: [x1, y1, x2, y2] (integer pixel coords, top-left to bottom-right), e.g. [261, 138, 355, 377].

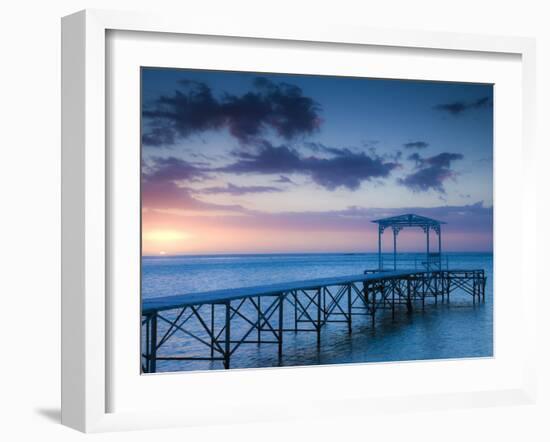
[142, 269, 486, 373]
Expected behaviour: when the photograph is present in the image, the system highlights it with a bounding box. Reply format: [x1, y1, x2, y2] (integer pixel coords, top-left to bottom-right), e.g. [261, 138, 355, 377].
[140, 67, 493, 374]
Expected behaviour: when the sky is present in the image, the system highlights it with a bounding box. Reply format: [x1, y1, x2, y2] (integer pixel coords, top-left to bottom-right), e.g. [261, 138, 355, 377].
[141, 67, 493, 255]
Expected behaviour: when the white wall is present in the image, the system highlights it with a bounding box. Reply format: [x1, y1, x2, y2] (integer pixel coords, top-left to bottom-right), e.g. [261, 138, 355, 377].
[0, 1, 548, 440]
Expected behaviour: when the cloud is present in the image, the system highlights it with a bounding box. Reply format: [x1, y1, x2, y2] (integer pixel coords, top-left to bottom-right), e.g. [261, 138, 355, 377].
[198, 183, 283, 196]
[141, 155, 285, 212]
[304, 141, 334, 153]
[219, 141, 399, 191]
[273, 175, 295, 184]
[403, 141, 429, 149]
[399, 152, 464, 193]
[304, 141, 364, 157]
[142, 77, 321, 146]
[141, 127, 176, 147]
[276, 201, 492, 232]
[149, 200, 492, 239]
[142, 178, 248, 215]
[434, 96, 492, 116]
[143, 156, 208, 183]
[142, 156, 247, 213]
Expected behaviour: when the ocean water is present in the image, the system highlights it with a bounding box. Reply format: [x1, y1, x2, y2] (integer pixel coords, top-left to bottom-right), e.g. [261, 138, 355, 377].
[142, 252, 493, 372]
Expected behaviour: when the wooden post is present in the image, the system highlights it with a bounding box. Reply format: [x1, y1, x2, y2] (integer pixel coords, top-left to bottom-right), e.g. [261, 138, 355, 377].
[438, 228, 442, 271]
[211, 303, 215, 357]
[145, 314, 150, 372]
[323, 287, 327, 321]
[316, 288, 321, 347]
[278, 294, 284, 360]
[293, 292, 298, 332]
[150, 313, 157, 373]
[391, 281, 395, 320]
[426, 226, 430, 272]
[347, 285, 352, 334]
[257, 296, 261, 344]
[407, 278, 413, 313]
[378, 226, 382, 270]
[371, 287, 376, 328]
[224, 302, 231, 369]
[393, 228, 397, 270]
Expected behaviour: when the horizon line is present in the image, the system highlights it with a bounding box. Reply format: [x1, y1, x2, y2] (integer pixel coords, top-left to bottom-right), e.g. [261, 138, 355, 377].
[143, 250, 494, 258]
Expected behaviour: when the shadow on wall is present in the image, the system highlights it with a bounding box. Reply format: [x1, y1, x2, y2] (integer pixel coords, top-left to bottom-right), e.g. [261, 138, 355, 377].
[34, 408, 61, 423]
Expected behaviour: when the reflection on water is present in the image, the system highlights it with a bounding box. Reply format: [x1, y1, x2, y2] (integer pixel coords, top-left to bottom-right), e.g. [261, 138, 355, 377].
[142, 252, 493, 372]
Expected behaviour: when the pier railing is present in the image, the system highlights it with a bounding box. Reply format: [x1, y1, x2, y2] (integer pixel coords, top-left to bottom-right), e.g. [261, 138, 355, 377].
[375, 253, 450, 271]
[141, 268, 486, 373]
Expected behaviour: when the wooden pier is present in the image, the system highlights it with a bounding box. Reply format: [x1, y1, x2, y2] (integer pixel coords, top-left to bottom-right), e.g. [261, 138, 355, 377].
[141, 268, 486, 372]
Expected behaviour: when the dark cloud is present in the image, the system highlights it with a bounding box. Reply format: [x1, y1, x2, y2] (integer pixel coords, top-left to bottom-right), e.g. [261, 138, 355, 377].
[141, 156, 218, 211]
[421, 152, 464, 168]
[219, 141, 399, 191]
[434, 96, 492, 116]
[141, 127, 176, 147]
[304, 141, 333, 153]
[142, 180, 246, 213]
[273, 175, 295, 184]
[391, 151, 403, 162]
[304, 141, 363, 157]
[198, 183, 283, 196]
[141, 156, 284, 211]
[403, 141, 429, 149]
[399, 152, 464, 193]
[142, 77, 321, 146]
[305, 148, 399, 191]
[141, 157, 245, 213]
[221, 142, 302, 174]
[142, 156, 208, 183]
[407, 152, 422, 166]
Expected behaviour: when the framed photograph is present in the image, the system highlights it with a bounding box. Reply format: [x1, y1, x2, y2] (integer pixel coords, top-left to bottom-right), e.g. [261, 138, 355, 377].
[61, 9, 537, 432]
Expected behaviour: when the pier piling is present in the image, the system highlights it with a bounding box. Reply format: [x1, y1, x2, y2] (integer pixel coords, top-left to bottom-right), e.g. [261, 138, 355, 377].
[224, 302, 231, 369]
[149, 313, 157, 373]
[347, 285, 352, 333]
[278, 294, 284, 360]
[316, 287, 322, 347]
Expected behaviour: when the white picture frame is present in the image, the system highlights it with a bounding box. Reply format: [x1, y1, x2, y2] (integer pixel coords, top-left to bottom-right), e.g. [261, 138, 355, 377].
[61, 9, 537, 433]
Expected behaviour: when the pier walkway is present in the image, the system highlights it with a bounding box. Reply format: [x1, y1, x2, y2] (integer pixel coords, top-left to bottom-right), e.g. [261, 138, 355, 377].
[142, 268, 486, 372]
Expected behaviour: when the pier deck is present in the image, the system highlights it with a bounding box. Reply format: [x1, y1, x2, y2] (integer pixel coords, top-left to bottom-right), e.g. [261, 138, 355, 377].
[143, 269, 427, 313]
[141, 268, 486, 373]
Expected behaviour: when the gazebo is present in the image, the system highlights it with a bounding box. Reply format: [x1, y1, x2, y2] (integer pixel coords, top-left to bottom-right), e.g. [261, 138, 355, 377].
[371, 213, 445, 271]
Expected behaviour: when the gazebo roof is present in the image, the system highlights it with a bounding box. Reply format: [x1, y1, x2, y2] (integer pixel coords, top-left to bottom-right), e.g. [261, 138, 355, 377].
[371, 213, 445, 229]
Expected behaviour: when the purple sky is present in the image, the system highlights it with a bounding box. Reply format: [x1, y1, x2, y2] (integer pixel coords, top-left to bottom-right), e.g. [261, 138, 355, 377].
[141, 68, 493, 255]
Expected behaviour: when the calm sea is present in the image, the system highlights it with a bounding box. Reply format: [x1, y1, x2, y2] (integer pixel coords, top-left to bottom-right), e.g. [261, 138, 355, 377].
[142, 252, 493, 372]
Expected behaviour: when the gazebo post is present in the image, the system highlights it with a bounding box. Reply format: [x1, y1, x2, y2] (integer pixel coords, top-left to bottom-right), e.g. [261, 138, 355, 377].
[371, 215, 445, 274]
[426, 226, 430, 272]
[392, 227, 397, 270]
[438, 227, 442, 270]
[378, 226, 382, 270]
